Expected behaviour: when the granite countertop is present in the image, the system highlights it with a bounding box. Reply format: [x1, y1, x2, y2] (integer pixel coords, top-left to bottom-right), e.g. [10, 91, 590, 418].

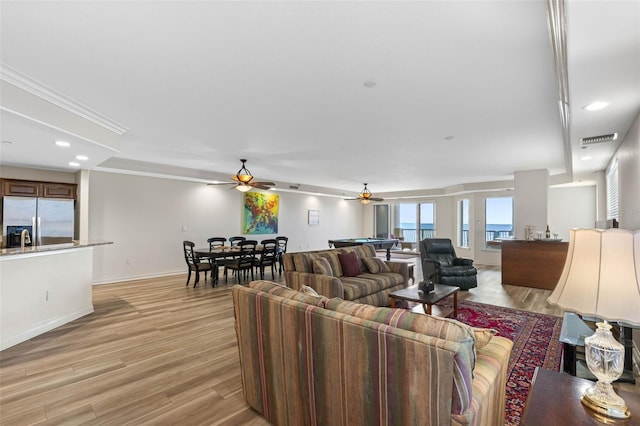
[0, 240, 113, 257]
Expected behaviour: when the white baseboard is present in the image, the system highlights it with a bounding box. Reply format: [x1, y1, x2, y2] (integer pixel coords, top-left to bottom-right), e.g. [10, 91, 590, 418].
[1, 306, 94, 351]
[92, 270, 184, 285]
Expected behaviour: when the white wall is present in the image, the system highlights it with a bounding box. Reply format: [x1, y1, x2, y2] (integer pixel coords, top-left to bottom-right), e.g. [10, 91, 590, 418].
[615, 111, 640, 231]
[548, 185, 597, 240]
[88, 171, 365, 284]
[514, 169, 549, 239]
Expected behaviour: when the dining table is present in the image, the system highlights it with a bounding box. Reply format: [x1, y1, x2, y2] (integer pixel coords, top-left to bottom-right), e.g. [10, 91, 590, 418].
[194, 245, 269, 260]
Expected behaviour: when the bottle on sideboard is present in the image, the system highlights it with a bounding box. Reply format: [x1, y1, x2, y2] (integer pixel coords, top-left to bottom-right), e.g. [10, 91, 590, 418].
[545, 225, 551, 239]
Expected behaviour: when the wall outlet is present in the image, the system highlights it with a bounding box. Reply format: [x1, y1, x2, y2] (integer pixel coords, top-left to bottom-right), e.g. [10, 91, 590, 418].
[46, 290, 52, 301]
[126, 258, 133, 265]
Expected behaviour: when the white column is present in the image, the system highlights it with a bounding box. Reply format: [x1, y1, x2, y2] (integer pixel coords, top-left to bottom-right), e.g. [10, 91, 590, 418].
[514, 170, 549, 239]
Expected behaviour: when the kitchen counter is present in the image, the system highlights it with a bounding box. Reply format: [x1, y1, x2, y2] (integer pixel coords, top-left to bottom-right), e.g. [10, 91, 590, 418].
[0, 240, 112, 257]
[1, 240, 113, 350]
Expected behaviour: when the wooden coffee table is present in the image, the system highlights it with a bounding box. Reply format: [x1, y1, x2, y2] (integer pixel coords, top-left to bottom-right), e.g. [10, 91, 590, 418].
[389, 284, 459, 318]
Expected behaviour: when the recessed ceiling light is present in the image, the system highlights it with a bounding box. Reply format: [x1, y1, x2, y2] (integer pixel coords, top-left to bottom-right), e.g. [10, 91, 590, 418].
[582, 101, 609, 111]
[56, 141, 71, 147]
[363, 80, 376, 88]
[580, 156, 592, 161]
[76, 155, 88, 161]
[68, 161, 80, 167]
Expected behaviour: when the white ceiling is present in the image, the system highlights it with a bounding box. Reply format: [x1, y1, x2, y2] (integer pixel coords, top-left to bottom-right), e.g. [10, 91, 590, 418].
[1, 1, 638, 197]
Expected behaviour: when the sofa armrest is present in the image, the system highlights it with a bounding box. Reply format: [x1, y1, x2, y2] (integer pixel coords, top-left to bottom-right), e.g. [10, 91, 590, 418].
[453, 257, 474, 266]
[384, 261, 410, 285]
[284, 271, 344, 299]
[453, 336, 513, 426]
[422, 259, 439, 281]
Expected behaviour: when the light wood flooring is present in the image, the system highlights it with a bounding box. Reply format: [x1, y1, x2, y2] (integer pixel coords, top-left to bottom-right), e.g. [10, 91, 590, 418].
[0, 259, 631, 425]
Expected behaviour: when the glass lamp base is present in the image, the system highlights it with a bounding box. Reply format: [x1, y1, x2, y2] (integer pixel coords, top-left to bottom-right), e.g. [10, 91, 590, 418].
[582, 321, 631, 420]
[581, 382, 630, 419]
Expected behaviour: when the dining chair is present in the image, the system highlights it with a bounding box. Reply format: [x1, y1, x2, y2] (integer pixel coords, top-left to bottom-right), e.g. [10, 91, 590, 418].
[229, 236, 246, 247]
[182, 240, 213, 287]
[206, 237, 227, 282]
[275, 236, 289, 275]
[224, 240, 257, 284]
[207, 237, 226, 250]
[254, 239, 278, 280]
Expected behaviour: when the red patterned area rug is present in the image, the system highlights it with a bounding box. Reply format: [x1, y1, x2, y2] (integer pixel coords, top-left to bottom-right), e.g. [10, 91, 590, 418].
[411, 299, 564, 426]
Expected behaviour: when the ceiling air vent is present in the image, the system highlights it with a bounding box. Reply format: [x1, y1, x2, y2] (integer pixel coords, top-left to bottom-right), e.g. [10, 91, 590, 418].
[581, 133, 618, 146]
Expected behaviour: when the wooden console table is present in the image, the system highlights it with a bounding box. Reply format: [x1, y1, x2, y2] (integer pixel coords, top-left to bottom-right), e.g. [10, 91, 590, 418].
[501, 240, 569, 290]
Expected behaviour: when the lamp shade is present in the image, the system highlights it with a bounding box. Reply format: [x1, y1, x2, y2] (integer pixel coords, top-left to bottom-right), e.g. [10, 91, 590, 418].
[547, 228, 640, 326]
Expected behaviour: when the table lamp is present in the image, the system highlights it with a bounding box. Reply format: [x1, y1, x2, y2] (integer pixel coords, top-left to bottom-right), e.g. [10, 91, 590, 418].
[548, 228, 640, 420]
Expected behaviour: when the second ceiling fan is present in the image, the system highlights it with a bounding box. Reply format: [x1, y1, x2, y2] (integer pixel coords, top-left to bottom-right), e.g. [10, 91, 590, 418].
[208, 159, 275, 192]
[345, 183, 384, 204]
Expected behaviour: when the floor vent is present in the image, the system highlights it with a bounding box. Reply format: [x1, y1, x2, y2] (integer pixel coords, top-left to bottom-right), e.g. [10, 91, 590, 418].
[581, 133, 618, 145]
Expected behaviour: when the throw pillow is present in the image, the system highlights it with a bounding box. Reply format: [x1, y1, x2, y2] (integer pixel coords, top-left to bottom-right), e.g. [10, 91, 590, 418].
[472, 327, 497, 349]
[300, 285, 320, 297]
[312, 258, 334, 276]
[338, 251, 362, 277]
[362, 257, 391, 274]
[249, 280, 328, 307]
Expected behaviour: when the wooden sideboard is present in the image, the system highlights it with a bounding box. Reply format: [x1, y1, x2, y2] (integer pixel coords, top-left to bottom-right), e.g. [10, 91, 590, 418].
[501, 239, 569, 290]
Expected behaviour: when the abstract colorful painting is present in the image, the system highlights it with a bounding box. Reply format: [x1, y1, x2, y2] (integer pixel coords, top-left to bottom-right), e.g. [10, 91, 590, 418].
[243, 192, 279, 234]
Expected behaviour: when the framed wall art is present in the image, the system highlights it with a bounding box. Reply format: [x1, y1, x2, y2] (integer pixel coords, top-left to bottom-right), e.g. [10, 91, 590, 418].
[243, 192, 279, 234]
[308, 209, 319, 225]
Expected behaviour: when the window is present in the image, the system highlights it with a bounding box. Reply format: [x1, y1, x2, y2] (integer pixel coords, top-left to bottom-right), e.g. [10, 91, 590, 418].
[459, 199, 469, 248]
[420, 202, 435, 240]
[485, 197, 513, 249]
[606, 158, 619, 220]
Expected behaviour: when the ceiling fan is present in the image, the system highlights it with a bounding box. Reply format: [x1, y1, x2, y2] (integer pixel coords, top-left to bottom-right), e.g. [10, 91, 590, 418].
[208, 159, 275, 192]
[345, 183, 384, 204]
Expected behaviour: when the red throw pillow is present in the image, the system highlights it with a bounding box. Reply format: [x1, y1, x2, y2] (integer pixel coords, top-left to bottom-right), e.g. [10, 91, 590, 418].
[338, 251, 362, 277]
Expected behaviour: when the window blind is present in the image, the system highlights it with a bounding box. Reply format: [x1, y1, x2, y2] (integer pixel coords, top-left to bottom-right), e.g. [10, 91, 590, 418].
[606, 158, 619, 220]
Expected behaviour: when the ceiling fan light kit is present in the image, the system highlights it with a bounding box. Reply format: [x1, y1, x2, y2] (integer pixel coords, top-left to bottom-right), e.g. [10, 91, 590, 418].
[208, 159, 275, 192]
[234, 159, 254, 185]
[345, 183, 384, 204]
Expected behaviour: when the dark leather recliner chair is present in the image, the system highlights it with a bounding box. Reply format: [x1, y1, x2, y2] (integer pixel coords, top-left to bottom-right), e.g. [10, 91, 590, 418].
[419, 238, 478, 290]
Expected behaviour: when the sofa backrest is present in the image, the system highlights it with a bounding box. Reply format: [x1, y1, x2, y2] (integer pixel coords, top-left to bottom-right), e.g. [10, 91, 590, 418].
[283, 244, 377, 277]
[233, 282, 471, 425]
[420, 238, 457, 266]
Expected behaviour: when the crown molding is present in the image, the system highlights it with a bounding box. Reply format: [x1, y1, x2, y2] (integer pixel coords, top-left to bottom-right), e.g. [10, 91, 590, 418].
[0, 63, 128, 136]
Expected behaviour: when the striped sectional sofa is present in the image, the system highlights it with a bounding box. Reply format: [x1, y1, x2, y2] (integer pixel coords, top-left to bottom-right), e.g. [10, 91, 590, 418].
[233, 281, 514, 426]
[283, 244, 409, 306]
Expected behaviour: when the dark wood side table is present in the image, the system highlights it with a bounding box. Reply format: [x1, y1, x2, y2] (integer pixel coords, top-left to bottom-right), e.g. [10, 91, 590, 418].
[389, 284, 459, 318]
[521, 368, 640, 425]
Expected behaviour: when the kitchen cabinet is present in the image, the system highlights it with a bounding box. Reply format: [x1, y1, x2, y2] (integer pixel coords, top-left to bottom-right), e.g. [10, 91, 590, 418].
[1, 179, 76, 199]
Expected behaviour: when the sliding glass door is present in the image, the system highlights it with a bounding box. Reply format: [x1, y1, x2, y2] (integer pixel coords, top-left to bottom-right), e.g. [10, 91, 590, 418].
[386, 202, 435, 250]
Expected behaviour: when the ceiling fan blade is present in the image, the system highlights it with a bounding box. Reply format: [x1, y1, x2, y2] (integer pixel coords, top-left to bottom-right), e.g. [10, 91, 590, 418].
[250, 183, 275, 190]
[207, 181, 234, 186]
[370, 197, 384, 201]
[251, 181, 275, 187]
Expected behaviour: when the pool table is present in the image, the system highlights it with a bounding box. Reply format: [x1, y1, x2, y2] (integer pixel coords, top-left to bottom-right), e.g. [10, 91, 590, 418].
[328, 237, 399, 261]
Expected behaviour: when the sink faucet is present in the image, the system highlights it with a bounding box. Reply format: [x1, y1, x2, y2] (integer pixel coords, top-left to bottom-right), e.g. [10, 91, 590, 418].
[20, 229, 31, 249]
